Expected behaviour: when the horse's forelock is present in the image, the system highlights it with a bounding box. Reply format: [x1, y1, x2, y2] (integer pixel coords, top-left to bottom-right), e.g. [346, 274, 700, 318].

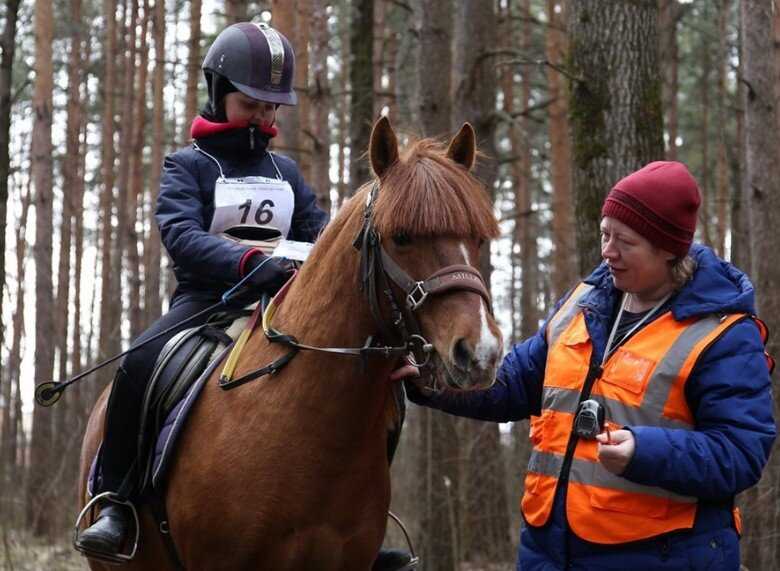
[371, 139, 499, 240]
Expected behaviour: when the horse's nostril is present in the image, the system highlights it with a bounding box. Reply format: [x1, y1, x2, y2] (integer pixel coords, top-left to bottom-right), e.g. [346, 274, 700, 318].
[453, 338, 473, 373]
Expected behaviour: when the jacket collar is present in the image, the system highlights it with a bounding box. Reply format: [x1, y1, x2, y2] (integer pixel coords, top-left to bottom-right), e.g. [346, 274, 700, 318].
[190, 116, 279, 161]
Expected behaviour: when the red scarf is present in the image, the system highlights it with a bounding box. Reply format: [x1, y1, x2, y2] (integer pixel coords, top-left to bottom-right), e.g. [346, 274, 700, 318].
[190, 116, 279, 140]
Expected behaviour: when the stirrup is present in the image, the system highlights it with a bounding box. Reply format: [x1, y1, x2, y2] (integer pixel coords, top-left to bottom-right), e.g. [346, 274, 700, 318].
[73, 491, 140, 565]
[388, 511, 420, 569]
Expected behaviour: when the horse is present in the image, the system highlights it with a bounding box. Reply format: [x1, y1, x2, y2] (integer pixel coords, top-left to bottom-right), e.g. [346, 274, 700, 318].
[78, 116, 503, 570]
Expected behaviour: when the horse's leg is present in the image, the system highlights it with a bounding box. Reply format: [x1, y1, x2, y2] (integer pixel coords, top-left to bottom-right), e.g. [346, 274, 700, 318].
[78, 384, 177, 571]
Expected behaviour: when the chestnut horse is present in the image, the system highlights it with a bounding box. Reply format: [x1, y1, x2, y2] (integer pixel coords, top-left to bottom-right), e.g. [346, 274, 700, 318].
[78, 117, 503, 570]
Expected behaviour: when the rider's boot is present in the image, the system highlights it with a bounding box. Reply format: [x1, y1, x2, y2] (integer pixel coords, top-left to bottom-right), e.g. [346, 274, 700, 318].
[372, 548, 418, 571]
[78, 504, 131, 554]
[79, 367, 141, 555]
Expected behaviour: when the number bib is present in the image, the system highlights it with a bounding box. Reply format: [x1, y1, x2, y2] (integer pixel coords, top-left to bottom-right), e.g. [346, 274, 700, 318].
[208, 176, 294, 239]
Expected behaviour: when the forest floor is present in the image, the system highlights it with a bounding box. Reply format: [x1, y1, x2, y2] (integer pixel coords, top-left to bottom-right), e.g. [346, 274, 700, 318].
[0, 528, 84, 571]
[1, 526, 514, 571]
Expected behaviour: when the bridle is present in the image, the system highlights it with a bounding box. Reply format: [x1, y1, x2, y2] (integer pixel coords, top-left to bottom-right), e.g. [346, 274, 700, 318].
[218, 181, 493, 390]
[353, 181, 492, 369]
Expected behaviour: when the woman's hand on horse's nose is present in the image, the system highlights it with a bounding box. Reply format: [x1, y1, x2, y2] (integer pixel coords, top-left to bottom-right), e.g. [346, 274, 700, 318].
[390, 363, 420, 381]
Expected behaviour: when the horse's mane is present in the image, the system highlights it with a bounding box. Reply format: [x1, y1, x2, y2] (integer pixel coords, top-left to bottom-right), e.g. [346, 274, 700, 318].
[368, 138, 500, 240]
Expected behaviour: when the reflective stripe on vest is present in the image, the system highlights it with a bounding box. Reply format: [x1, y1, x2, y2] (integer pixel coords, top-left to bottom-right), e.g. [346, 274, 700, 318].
[522, 283, 748, 544]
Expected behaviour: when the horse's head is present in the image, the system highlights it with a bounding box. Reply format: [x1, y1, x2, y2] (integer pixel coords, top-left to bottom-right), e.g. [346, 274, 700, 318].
[361, 116, 503, 391]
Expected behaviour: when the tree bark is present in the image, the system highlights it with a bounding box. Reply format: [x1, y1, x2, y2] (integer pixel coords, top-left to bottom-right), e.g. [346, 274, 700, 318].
[144, 0, 165, 327]
[546, 0, 576, 300]
[0, 0, 21, 516]
[272, 0, 312, 179]
[714, 0, 730, 257]
[740, 1, 780, 567]
[658, 0, 679, 160]
[0, 0, 20, 417]
[699, 11, 713, 248]
[418, 0, 452, 136]
[731, 16, 749, 270]
[336, 0, 350, 204]
[183, 0, 202, 146]
[453, 0, 511, 563]
[29, 0, 55, 537]
[415, 2, 457, 568]
[568, 0, 664, 274]
[128, 0, 150, 338]
[309, 0, 331, 214]
[224, 0, 247, 23]
[1, 181, 30, 522]
[98, 0, 120, 387]
[349, 0, 374, 191]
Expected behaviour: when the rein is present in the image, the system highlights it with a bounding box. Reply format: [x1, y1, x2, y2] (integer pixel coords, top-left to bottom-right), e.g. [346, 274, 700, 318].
[218, 181, 492, 390]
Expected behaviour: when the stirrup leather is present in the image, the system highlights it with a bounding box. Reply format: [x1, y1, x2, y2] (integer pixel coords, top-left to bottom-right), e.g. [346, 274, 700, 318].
[73, 491, 140, 565]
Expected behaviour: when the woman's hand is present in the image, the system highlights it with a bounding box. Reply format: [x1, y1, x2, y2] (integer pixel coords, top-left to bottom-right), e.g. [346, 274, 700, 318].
[389, 363, 420, 381]
[596, 429, 635, 475]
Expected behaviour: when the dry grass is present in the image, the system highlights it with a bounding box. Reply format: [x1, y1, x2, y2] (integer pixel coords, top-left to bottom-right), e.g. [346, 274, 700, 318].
[0, 528, 85, 571]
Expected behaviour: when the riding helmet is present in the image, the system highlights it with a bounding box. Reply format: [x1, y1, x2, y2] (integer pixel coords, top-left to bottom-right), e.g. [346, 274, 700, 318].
[202, 22, 297, 109]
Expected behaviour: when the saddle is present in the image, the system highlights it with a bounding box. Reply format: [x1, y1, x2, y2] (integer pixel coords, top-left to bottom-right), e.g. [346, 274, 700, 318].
[138, 310, 252, 492]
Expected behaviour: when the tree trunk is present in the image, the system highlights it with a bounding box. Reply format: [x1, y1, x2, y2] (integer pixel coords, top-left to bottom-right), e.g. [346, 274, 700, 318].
[144, 0, 165, 327]
[416, 2, 457, 568]
[0, 0, 21, 515]
[183, 0, 202, 146]
[740, 2, 780, 568]
[224, 0, 247, 23]
[29, 0, 55, 537]
[272, 0, 311, 179]
[309, 0, 331, 214]
[453, 0, 511, 564]
[0, 0, 20, 421]
[546, 0, 576, 299]
[1, 182, 30, 523]
[568, 0, 664, 274]
[731, 4, 750, 270]
[699, 11, 713, 248]
[336, 0, 350, 204]
[114, 0, 138, 321]
[128, 0, 150, 338]
[418, 0, 452, 136]
[714, 0, 730, 258]
[98, 0, 120, 387]
[658, 0, 679, 160]
[349, 0, 374, 191]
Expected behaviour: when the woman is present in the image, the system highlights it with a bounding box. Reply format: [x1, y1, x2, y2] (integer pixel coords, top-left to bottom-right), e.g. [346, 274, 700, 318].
[398, 161, 776, 570]
[79, 22, 328, 554]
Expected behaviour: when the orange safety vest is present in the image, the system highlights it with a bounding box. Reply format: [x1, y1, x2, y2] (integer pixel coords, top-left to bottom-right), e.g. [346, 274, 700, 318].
[521, 283, 756, 544]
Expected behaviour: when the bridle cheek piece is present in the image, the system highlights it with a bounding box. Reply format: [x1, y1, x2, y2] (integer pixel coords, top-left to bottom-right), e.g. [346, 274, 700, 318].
[354, 182, 493, 376]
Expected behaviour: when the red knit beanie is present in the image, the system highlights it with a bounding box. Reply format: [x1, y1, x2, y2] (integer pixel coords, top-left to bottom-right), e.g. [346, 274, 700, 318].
[601, 161, 700, 257]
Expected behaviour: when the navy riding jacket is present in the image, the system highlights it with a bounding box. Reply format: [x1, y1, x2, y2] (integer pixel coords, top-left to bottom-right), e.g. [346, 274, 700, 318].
[156, 133, 328, 304]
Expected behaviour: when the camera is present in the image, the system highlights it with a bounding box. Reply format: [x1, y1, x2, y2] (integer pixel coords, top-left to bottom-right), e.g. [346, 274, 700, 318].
[574, 399, 605, 440]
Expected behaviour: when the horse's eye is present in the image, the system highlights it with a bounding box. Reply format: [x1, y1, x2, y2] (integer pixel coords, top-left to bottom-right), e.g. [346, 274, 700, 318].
[392, 233, 412, 246]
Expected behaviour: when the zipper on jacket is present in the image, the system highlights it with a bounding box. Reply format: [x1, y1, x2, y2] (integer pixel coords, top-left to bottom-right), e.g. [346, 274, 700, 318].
[249, 125, 255, 151]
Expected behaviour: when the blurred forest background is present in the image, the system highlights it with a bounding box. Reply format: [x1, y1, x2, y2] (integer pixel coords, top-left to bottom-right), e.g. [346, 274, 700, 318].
[2, 0, 780, 569]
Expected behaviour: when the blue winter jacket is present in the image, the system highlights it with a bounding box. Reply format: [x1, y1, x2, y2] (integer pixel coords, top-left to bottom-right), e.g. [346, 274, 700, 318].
[156, 140, 328, 303]
[407, 244, 776, 570]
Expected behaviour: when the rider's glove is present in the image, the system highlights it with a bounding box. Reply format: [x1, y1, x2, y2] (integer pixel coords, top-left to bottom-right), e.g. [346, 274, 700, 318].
[243, 252, 292, 296]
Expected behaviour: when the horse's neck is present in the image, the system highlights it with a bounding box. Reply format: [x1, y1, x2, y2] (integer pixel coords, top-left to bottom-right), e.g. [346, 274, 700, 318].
[258, 232, 394, 446]
[275, 227, 378, 352]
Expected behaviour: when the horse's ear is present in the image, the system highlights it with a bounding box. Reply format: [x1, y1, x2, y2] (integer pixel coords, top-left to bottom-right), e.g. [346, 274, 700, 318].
[369, 115, 399, 179]
[446, 123, 476, 171]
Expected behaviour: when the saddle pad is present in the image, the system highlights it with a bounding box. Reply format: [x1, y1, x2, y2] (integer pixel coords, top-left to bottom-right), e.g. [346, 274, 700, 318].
[85, 347, 231, 498]
[150, 346, 230, 489]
